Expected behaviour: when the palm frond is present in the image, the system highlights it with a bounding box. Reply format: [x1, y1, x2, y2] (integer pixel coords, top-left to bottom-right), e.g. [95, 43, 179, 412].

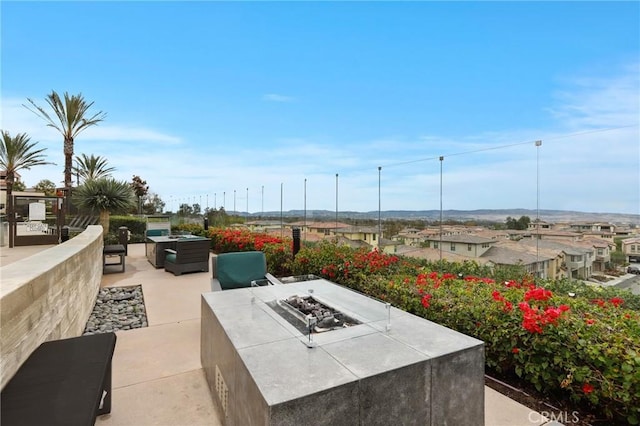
[74, 153, 116, 181]
[73, 178, 136, 214]
[0, 130, 54, 174]
[24, 90, 106, 139]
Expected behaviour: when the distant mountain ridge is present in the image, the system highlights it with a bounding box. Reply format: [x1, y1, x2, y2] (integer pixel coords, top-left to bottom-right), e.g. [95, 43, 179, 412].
[237, 209, 639, 224]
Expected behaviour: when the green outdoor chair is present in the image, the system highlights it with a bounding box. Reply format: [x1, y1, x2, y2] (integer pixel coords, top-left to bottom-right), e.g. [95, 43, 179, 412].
[164, 237, 211, 276]
[211, 251, 282, 291]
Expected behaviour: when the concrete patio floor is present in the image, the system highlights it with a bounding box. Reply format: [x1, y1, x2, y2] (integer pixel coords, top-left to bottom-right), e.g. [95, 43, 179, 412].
[1, 242, 559, 425]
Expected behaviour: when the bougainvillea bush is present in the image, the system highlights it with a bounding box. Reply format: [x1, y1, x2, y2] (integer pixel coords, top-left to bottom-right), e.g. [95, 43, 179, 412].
[289, 241, 640, 425]
[206, 227, 292, 275]
[205, 230, 639, 423]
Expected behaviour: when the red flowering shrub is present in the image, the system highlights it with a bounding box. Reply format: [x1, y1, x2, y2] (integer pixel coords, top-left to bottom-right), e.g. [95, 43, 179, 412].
[207, 227, 291, 275]
[208, 228, 640, 423]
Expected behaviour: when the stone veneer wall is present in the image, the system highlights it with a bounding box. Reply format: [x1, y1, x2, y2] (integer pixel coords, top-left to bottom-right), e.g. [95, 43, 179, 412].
[0, 225, 104, 389]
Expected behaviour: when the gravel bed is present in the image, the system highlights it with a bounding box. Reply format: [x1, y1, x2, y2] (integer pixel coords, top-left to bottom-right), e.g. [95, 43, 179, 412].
[83, 285, 148, 335]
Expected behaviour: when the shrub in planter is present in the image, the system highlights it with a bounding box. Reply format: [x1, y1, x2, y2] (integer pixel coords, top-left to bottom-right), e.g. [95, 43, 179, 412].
[206, 227, 292, 275]
[210, 229, 639, 423]
[357, 273, 640, 424]
[289, 241, 639, 424]
[173, 223, 206, 237]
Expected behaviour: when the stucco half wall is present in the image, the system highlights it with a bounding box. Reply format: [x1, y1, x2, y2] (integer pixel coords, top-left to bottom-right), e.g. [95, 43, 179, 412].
[0, 225, 103, 389]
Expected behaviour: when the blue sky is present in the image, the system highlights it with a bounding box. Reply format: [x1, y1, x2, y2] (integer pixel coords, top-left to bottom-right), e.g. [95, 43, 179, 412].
[2, 1, 639, 216]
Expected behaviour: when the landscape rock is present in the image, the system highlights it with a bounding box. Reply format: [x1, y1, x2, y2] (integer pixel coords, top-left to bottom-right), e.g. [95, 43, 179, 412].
[83, 285, 148, 335]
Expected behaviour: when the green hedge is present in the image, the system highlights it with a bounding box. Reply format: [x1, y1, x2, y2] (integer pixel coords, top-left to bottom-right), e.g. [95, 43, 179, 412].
[104, 216, 146, 244]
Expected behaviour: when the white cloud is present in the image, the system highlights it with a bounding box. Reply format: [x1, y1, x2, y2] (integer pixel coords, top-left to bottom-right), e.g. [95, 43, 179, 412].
[547, 62, 640, 129]
[1, 97, 182, 145]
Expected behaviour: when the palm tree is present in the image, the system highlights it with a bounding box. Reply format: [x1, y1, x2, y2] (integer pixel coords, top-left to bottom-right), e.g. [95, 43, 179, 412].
[1, 131, 53, 247]
[25, 91, 106, 189]
[74, 153, 115, 183]
[72, 178, 136, 236]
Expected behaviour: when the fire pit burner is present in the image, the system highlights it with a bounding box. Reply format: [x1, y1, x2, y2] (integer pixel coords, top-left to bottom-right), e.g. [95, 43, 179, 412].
[268, 294, 361, 335]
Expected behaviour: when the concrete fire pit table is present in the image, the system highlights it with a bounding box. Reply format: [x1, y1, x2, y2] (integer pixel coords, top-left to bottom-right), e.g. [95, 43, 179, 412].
[201, 278, 484, 426]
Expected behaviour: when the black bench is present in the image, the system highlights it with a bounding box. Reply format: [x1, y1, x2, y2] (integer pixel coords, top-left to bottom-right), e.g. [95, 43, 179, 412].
[1, 332, 117, 426]
[103, 244, 126, 274]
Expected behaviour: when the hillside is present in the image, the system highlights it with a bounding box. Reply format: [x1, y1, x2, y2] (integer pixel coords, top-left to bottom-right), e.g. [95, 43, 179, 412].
[241, 209, 639, 225]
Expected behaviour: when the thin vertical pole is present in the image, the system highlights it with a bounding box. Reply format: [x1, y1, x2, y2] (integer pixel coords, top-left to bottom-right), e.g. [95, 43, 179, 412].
[223, 192, 225, 209]
[261, 185, 264, 217]
[233, 189, 236, 214]
[246, 187, 249, 219]
[439, 156, 444, 270]
[535, 140, 542, 276]
[280, 183, 283, 238]
[304, 178, 307, 242]
[378, 166, 382, 248]
[335, 173, 339, 243]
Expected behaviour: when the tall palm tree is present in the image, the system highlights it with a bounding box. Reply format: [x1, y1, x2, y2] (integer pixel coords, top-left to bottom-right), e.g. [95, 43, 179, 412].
[74, 153, 115, 183]
[25, 91, 106, 189]
[1, 131, 54, 247]
[72, 178, 136, 236]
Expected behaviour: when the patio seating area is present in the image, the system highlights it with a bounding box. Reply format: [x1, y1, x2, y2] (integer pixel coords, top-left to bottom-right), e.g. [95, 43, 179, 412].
[0, 242, 559, 426]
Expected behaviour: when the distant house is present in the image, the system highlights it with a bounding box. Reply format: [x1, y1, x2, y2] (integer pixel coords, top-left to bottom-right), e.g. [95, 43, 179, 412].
[622, 237, 640, 263]
[245, 220, 282, 233]
[567, 221, 616, 234]
[395, 245, 489, 264]
[284, 221, 380, 249]
[334, 225, 380, 248]
[527, 219, 553, 231]
[613, 227, 636, 237]
[288, 221, 350, 237]
[514, 239, 594, 279]
[471, 229, 511, 241]
[393, 228, 429, 246]
[423, 234, 496, 258]
[579, 238, 614, 272]
[497, 240, 566, 280]
[379, 238, 402, 254]
[507, 229, 582, 242]
[480, 244, 554, 279]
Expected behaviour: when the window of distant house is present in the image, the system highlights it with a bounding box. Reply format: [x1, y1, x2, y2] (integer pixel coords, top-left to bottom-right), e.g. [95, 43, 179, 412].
[434, 242, 438, 249]
[482, 243, 490, 248]
[324, 229, 330, 236]
[451, 243, 456, 251]
[468, 244, 473, 251]
[373, 234, 376, 240]
[597, 249, 603, 255]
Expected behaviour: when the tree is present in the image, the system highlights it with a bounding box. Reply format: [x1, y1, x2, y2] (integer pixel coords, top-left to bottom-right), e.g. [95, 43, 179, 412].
[12, 180, 26, 192]
[74, 153, 115, 183]
[177, 203, 193, 217]
[72, 178, 136, 236]
[142, 192, 166, 215]
[25, 91, 106, 189]
[0, 131, 53, 246]
[34, 179, 56, 196]
[130, 175, 149, 215]
[506, 215, 531, 230]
